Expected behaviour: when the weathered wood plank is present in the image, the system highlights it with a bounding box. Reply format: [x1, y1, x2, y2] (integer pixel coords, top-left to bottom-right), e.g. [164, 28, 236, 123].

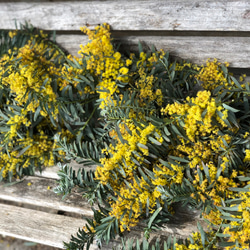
[0, 201, 205, 249]
[0, 172, 207, 248]
[0, 203, 96, 249]
[0, 176, 93, 217]
[56, 34, 250, 68]
[0, 1, 249, 31]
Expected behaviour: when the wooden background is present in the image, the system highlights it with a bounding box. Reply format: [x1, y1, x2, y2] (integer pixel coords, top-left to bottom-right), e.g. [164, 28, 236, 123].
[0, 0, 250, 68]
[0, 1, 250, 248]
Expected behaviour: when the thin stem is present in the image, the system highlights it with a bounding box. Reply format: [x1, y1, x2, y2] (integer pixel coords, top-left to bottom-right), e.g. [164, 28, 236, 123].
[80, 105, 98, 131]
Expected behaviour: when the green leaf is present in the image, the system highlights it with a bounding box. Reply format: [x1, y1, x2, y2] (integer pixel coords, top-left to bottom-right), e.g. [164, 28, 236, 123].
[237, 176, 250, 182]
[170, 70, 175, 82]
[168, 155, 189, 163]
[216, 110, 232, 128]
[78, 75, 93, 87]
[148, 207, 162, 228]
[216, 233, 231, 238]
[137, 143, 148, 150]
[215, 167, 223, 180]
[197, 221, 206, 247]
[197, 167, 203, 185]
[148, 136, 162, 146]
[72, 57, 82, 69]
[159, 158, 172, 168]
[117, 163, 126, 178]
[164, 126, 171, 136]
[225, 198, 242, 205]
[131, 157, 140, 166]
[17, 145, 32, 158]
[96, 86, 110, 93]
[162, 132, 170, 142]
[70, 104, 77, 118]
[171, 124, 183, 137]
[222, 104, 240, 113]
[138, 41, 143, 54]
[42, 77, 49, 87]
[143, 167, 156, 181]
[230, 76, 243, 90]
[228, 187, 250, 192]
[202, 162, 211, 183]
[172, 237, 176, 250]
[219, 205, 239, 212]
[227, 111, 239, 128]
[220, 216, 241, 222]
[147, 116, 163, 126]
[138, 167, 151, 186]
[220, 64, 228, 76]
[34, 106, 42, 122]
[218, 241, 235, 247]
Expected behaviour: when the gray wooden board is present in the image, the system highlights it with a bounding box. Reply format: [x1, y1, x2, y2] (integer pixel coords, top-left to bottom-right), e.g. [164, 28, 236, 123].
[56, 34, 250, 68]
[0, 171, 207, 248]
[0, 176, 93, 217]
[0, 1, 250, 31]
[0, 201, 205, 249]
[0, 176, 206, 236]
[0, 203, 98, 249]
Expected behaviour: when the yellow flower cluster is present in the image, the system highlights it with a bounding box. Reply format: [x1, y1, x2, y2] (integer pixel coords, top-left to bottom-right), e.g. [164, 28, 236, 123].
[244, 149, 250, 162]
[0, 39, 61, 118]
[162, 90, 228, 142]
[77, 24, 165, 110]
[6, 114, 31, 139]
[195, 59, 249, 97]
[0, 150, 23, 178]
[175, 231, 216, 250]
[96, 121, 164, 231]
[223, 191, 250, 249]
[160, 90, 249, 231]
[17, 131, 55, 166]
[79, 24, 128, 109]
[135, 67, 163, 106]
[161, 91, 230, 181]
[0, 121, 62, 178]
[0, 30, 72, 178]
[196, 59, 229, 91]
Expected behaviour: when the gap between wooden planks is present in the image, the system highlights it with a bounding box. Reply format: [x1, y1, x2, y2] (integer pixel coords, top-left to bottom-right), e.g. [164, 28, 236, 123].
[0, 203, 95, 249]
[0, 1, 249, 31]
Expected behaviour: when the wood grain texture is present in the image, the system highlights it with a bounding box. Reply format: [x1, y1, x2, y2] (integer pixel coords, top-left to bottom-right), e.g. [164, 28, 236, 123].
[0, 1, 250, 31]
[0, 176, 206, 236]
[0, 203, 95, 249]
[0, 176, 93, 217]
[0, 169, 207, 248]
[56, 34, 250, 68]
[0, 202, 206, 249]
